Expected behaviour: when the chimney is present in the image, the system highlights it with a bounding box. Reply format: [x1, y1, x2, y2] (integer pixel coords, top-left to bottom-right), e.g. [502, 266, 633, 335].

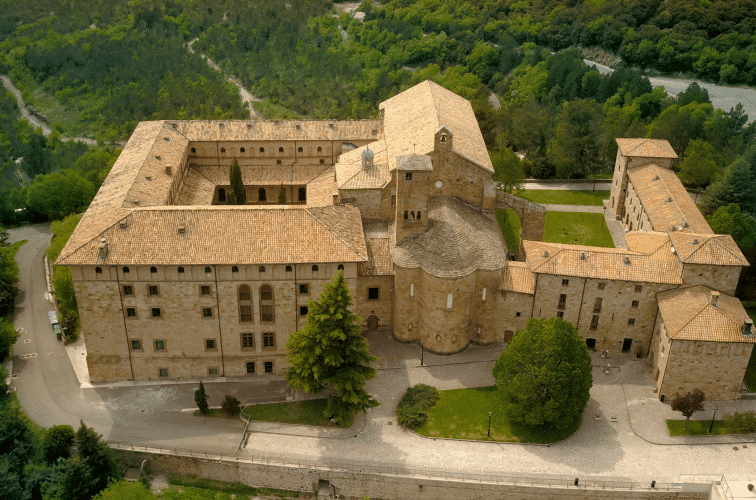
[744, 319, 754, 336]
[624, 256, 630, 266]
[542, 251, 549, 258]
[97, 237, 108, 261]
[691, 238, 699, 245]
[710, 291, 720, 307]
[177, 226, 186, 235]
[580, 252, 586, 261]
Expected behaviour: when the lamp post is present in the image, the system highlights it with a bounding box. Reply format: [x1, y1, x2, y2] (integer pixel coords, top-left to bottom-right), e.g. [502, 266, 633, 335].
[420, 341, 425, 366]
[487, 411, 492, 437]
[602, 205, 606, 228]
[709, 405, 718, 434]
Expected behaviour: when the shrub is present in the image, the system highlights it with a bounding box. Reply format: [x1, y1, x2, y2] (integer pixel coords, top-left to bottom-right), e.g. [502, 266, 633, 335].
[194, 381, 209, 414]
[724, 411, 756, 433]
[222, 395, 241, 416]
[396, 384, 439, 428]
[43, 424, 75, 463]
[531, 157, 556, 179]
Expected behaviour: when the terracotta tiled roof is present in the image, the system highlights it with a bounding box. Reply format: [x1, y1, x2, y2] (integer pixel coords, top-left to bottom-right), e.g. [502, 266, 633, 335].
[57, 205, 367, 266]
[177, 168, 215, 205]
[358, 238, 393, 276]
[171, 119, 383, 142]
[624, 231, 671, 254]
[379, 80, 493, 172]
[657, 285, 755, 343]
[523, 239, 683, 284]
[627, 163, 712, 234]
[616, 138, 678, 158]
[668, 232, 749, 267]
[392, 196, 507, 278]
[336, 147, 391, 190]
[193, 164, 330, 187]
[305, 167, 338, 208]
[500, 261, 535, 294]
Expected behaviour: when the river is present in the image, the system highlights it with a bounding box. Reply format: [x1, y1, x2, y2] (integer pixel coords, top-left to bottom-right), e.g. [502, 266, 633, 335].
[584, 59, 756, 122]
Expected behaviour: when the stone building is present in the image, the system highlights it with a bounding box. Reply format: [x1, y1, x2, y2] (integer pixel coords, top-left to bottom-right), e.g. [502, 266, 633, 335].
[58, 82, 752, 399]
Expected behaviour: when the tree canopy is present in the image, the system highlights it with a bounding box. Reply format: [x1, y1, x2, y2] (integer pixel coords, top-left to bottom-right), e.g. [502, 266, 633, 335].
[26, 170, 95, 220]
[229, 159, 245, 205]
[492, 318, 593, 429]
[286, 271, 378, 425]
[706, 204, 756, 251]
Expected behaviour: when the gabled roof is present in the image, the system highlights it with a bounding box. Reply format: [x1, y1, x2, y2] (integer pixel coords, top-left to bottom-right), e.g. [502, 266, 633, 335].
[669, 232, 750, 267]
[523, 238, 682, 284]
[358, 238, 393, 276]
[57, 205, 367, 266]
[172, 119, 382, 142]
[616, 138, 677, 159]
[379, 80, 493, 172]
[657, 285, 755, 343]
[627, 163, 712, 234]
[500, 261, 535, 294]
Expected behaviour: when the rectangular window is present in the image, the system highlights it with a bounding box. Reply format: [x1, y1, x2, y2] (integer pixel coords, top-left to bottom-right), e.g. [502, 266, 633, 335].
[628, 318, 636, 326]
[299, 284, 309, 295]
[202, 307, 213, 318]
[151, 308, 161, 318]
[246, 362, 256, 374]
[264, 361, 274, 373]
[562, 279, 569, 286]
[300, 306, 308, 316]
[631, 300, 639, 308]
[590, 315, 599, 330]
[205, 339, 217, 350]
[556, 311, 564, 318]
[635, 285, 643, 292]
[594, 297, 603, 313]
[410, 283, 414, 297]
[240, 305, 252, 322]
[208, 367, 219, 375]
[126, 307, 137, 318]
[405, 172, 412, 181]
[368, 287, 380, 300]
[158, 368, 168, 378]
[154, 340, 165, 351]
[263, 333, 275, 349]
[241, 333, 254, 349]
[148, 285, 159, 296]
[200, 285, 211, 296]
[446, 293, 453, 309]
[558, 294, 566, 309]
[261, 304, 274, 322]
[598, 282, 606, 290]
[515, 312, 521, 317]
[123, 285, 133, 296]
[131, 340, 142, 351]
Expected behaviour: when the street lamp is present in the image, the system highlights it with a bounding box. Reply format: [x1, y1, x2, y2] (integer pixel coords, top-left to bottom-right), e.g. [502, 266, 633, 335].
[487, 411, 493, 437]
[420, 341, 425, 366]
[602, 205, 606, 228]
[709, 405, 718, 434]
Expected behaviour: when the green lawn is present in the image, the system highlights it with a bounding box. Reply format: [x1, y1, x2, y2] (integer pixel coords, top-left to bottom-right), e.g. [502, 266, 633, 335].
[666, 419, 742, 436]
[543, 212, 615, 247]
[517, 190, 609, 206]
[744, 345, 756, 392]
[7, 239, 27, 257]
[495, 208, 521, 251]
[241, 399, 350, 427]
[414, 386, 581, 443]
[166, 474, 300, 499]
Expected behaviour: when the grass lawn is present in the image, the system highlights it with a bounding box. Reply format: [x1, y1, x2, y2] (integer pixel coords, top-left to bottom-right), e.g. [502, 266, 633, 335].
[495, 208, 521, 251]
[517, 190, 610, 206]
[166, 473, 300, 499]
[7, 239, 27, 257]
[666, 419, 742, 436]
[543, 212, 615, 247]
[242, 399, 351, 427]
[414, 386, 581, 443]
[744, 345, 756, 392]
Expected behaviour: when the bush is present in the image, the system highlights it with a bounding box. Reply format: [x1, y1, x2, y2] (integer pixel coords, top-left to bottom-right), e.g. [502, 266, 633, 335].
[531, 157, 556, 179]
[194, 381, 209, 414]
[724, 411, 756, 433]
[222, 395, 240, 416]
[43, 424, 75, 463]
[396, 384, 439, 428]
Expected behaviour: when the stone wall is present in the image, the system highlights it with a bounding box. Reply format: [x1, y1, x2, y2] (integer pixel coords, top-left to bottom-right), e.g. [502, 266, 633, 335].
[493, 191, 545, 256]
[680, 264, 742, 296]
[354, 275, 394, 332]
[340, 189, 382, 220]
[495, 290, 534, 341]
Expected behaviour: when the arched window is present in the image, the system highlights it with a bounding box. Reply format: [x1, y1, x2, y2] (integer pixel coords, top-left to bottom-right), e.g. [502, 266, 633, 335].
[338, 264, 344, 271]
[218, 188, 226, 203]
[298, 187, 306, 202]
[238, 285, 251, 301]
[232, 266, 239, 273]
[150, 266, 157, 274]
[278, 147, 284, 153]
[317, 146, 322, 153]
[220, 147, 226, 153]
[178, 266, 184, 273]
[240, 147, 246, 153]
[259, 266, 266, 273]
[258, 188, 266, 202]
[312, 265, 319, 272]
[260, 285, 274, 322]
[238, 285, 252, 322]
[259, 147, 265, 153]
[298, 147, 303, 153]
[95, 267, 102, 274]
[205, 266, 212, 274]
[123, 266, 130, 273]
[191, 147, 196, 153]
[285, 265, 292, 272]
[417, 211, 422, 220]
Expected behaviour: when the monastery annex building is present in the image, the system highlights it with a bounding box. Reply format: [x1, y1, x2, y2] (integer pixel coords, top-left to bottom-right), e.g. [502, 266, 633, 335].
[57, 81, 755, 400]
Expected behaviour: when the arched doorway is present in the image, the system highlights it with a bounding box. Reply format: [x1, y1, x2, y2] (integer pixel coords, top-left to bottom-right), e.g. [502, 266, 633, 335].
[366, 315, 379, 332]
[586, 338, 596, 350]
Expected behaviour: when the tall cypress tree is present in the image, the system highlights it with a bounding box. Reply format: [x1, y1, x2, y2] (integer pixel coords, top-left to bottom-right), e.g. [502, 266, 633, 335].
[286, 272, 379, 425]
[229, 159, 245, 204]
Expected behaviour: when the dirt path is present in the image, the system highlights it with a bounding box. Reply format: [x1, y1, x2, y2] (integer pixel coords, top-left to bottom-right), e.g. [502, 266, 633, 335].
[187, 38, 260, 120]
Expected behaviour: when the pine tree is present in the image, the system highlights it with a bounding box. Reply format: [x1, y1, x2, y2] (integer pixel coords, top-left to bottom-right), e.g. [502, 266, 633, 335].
[277, 184, 286, 204]
[229, 159, 245, 204]
[286, 271, 379, 425]
[194, 381, 209, 414]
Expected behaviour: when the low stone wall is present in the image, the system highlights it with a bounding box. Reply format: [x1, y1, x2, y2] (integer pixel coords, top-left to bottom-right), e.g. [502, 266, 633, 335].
[494, 191, 546, 257]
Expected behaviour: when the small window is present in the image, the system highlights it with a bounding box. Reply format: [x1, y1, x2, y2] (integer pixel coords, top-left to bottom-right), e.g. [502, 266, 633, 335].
[178, 266, 185, 273]
[154, 340, 165, 351]
[220, 147, 226, 153]
[206, 339, 217, 350]
[319, 159, 324, 164]
[628, 318, 636, 326]
[151, 308, 161, 318]
[317, 146, 322, 153]
[259, 266, 266, 273]
[298, 187, 306, 202]
[259, 147, 265, 153]
[158, 368, 168, 378]
[337, 264, 344, 271]
[205, 266, 212, 274]
[298, 146, 303, 153]
[558, 294, 566, 309]
[150, 266, 157, 274]
[299, 284, 309, 295]
[404, 211, 409, 220]
[191, 147, 196, 153]
[515, 312, 521, 317]
[259, 188, 267, 202]
[263, 332, 275, 348]
[590, 315, 599, 329]
[312, 265, 318, 272]
[123, 266, 130, 274]
[95, 266, 102, 274]
[239, 285, 251, 301]
[447, 293, 453, 309]
[202, 307, 213, 318]
[232, 266, 239, 273]
[261, 285, 273, 300]
[218, 188, 226, 202]
[246, 362, 256, 374]
[598, 282, 606, 290]
[201, 285, 211, 296]
[123, 285, 133, 296]
[126, 307, 136, 318]
[279, 147, 284, 153]
[239, 305, 252, 322]
[594, 297, 602, 313]
[131, 340, 142, 351]
[635, 285, 643, 292]
[368, 287, 380, 300]
[240, 147, 246, 153]
[417, 211, 421, 220]
[300, 306, 308, 316]
[286, 265, 292, 272]
[241, 333, 254, 349]
[631, 300, 639, 308]
[208, 368, 219, 375]
[562, 279, 569, 286]
[264, 361, 274, 373]
[277, 159, 282, 164]
[406, 172, 412, 181]
[149, 285, 159, 296]
[556, 311, 564, 318]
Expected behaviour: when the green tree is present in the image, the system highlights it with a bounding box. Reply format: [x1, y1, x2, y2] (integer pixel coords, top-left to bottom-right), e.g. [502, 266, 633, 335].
[671, 389, 706, 429]
[222, 395, 240, 416]
[0, 225, 8, 247]
[548, 99, 605, 179]
[678, 139, 721, 189]
[24, 133, 49, 178]
[194, 381, 209, 414]
[0, 456, 28, 500]
[0, 249, 20, 317]
[706, 204, 756, 251]
[73, 421, 120, 489]
[491, 146, 525, 193]
[492, 318, 592, 429]
[229, 159, 245, 205]
[277, 184, 286, 204]
[26, 170, 95, 220]
[42, 425, 75, 464]
[703, 150, 756, 215]
[0, 319, 19, 363]
[286, 271, 378, 425]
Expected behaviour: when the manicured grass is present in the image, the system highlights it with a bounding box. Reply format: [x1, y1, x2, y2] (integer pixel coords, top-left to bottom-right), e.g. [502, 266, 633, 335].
[242, 398, 351, 427]
[666, 419, 740, 436]
[7, 239, 27, 257]
[543, 212, 615, 248]
[192, 408, 240, 419]
[166, 473, 300, 498]
[744, 345, 756, 392]
[517, 190, 610, 206]
[495, 208, 521, 251]
[414, 386, 581, 443]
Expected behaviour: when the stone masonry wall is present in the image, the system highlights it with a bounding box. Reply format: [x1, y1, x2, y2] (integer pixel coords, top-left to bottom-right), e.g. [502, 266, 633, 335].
[340, 189, 382, 220]
[680, 264, 742, 296]
[354, 275, 394, 332]
[495, 290, 534, 341]
[494, 191, 546, 255]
